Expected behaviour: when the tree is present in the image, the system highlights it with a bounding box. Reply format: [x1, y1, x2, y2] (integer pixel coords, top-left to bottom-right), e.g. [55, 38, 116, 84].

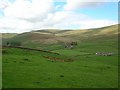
[64, 41, 78, 49]
[7, 41, 21, 46]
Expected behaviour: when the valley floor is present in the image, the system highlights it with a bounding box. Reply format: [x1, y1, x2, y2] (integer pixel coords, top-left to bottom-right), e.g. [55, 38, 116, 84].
[2, 45, 118, 88]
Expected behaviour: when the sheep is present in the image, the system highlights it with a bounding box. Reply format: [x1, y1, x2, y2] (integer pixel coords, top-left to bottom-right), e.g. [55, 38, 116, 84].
[96, 52, 113, 56]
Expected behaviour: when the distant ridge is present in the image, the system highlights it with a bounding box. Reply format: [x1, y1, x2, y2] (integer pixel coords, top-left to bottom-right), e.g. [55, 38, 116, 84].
[2, 24, 118, 49]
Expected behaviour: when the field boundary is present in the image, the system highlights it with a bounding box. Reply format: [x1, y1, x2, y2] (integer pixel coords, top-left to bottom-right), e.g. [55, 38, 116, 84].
[2, 45, 59, 55]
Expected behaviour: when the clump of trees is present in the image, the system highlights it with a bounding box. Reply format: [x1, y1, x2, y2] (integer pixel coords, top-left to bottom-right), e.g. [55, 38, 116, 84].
[6, 41, 21, 46]
[70, 42, 78, 45]
[64, 41, 78, 49]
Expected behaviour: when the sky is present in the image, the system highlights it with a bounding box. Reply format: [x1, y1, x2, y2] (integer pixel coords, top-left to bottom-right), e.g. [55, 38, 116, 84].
[0, 0, 119, 33]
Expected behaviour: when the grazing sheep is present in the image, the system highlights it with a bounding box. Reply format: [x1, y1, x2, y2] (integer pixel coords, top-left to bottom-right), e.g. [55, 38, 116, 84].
[96, 52, 113, 56]
[96, 52, 102, 56]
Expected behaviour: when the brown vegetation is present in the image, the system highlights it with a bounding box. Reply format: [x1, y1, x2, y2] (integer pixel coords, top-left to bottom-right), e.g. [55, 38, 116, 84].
[43, 55, 74, 62]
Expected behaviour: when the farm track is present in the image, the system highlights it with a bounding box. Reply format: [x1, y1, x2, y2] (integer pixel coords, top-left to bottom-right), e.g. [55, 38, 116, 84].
[2, 45, 59, 55]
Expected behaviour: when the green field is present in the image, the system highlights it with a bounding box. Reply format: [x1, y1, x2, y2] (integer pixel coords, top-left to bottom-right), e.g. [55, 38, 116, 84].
[2, 25, 119, 88]
[2, 44, 118, 88]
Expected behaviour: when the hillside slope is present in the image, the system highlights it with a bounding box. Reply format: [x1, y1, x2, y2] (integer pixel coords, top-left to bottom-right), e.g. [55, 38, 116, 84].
[2, 24, 118, 49]
[2, 24, 119, 88]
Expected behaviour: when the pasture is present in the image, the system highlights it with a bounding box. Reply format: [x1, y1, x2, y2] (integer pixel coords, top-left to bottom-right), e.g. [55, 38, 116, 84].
[2, 44, 118, 88]
[2, 24, 119, 88]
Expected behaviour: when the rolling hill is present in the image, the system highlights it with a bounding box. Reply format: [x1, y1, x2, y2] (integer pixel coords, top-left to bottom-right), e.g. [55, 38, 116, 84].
[2, 24, 119, 88]
[2, 24, 119, 50]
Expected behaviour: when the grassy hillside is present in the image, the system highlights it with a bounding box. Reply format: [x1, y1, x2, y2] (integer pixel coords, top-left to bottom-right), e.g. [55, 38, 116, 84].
[1, 33, 17, 39]
[2, 24, 119, 88]
[56, 24, 118, 42]
[2, 24, 118, 50]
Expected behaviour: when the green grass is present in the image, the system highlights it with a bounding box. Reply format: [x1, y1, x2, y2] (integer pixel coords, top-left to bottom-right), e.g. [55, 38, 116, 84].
[2, 24, 119, 88]
[0, 48, 2, 89]
[2, 46, 118, 88]
[53, 49, 89, 56]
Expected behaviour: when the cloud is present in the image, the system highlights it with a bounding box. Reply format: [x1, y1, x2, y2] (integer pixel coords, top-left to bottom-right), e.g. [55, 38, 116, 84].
[51, 11, 89, 28]
[0, 0, 118, 33]
[51, 13, 117, 29]
[64, 0, 105, 11]
[4, 0, 53, 20]
[31, 11, 89, 29]
[0, 17, 33, 33]
[0, 0, 12, 9]
[80, 19, 117, 29]
[0, 0, 54, 33]
[64, 0, 119, 11]
[32, 11, 117, 30]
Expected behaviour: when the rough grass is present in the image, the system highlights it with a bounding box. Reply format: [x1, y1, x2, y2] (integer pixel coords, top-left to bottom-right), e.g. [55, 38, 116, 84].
[2, 33, 17, 38]
[2, 24, 118, 48]
[0, 48, 2, 89]
[2, 24, 119, 88]
[2, 43, 118, 88]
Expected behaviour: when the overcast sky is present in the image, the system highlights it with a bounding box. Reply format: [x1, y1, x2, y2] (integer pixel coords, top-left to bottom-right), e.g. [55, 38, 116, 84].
[0, 0, 119, 33]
